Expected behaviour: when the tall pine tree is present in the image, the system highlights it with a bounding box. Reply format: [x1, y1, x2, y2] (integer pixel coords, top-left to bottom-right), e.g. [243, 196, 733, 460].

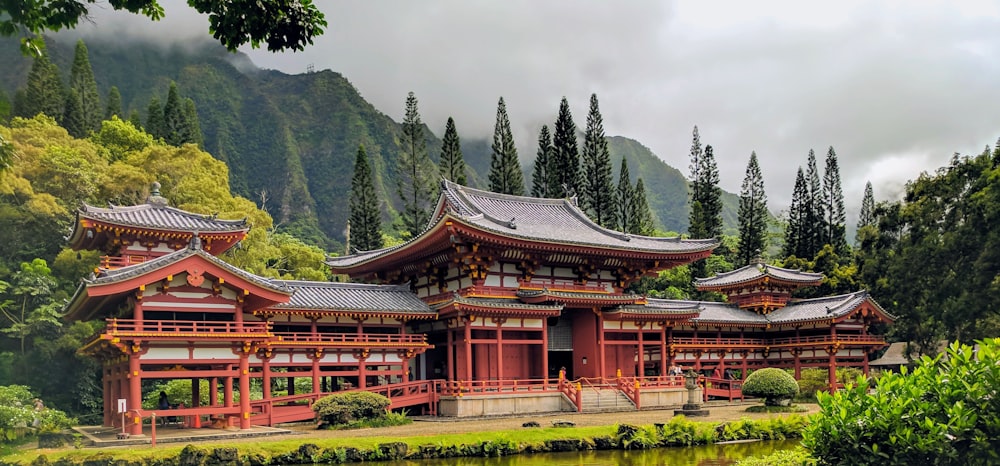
[822, 146, 848, 254]
[737, 151, 768, 266]
[69, 39, 101, 132]
[688, 125, 703, 231]
[531, 125, 553, 197]
[62, 88, 86, 138]
[146, 96, 165, 139]
[488, 97, 524, 195]
[349, 145, 383, 252]
[439, 116, 466, 185]
[856, 181, 876, 245]
[163, 82, 186, 145]
[104, 86, 122, 120]
[630, 178, 655, 235]
[20, 53, 63, 119]
[689, 141, 724, 280]
[549, 97, 579, 198]
[579, 94, 617, 227]
[616, 157, 635, 233]
[182, 98, 203, 147]
[783, 167, 808, 258]
[397, 91, 437, 238]
[803, 149, 823, 259]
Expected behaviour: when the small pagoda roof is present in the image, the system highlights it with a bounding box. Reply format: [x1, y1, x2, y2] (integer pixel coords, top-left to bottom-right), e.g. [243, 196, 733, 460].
[267, 281, 435, 318]
[64, 239, 291, 321]
[694, 259, 824, 290]
[434, 295, 564, 317]
[868, 342, 912, 367]
[328, 181, 717, 272]
[607, 300, 701, 322]
[75, 202, 248, 233]
[516, 288, 644, 306]
[645, 290, 894, 327]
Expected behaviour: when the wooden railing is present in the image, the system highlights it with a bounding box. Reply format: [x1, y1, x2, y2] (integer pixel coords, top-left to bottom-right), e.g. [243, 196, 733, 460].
[617, 377, 640, 409]
[270, 332, 428, 346]
[99, 255, 149, 270]
[769, 334, 886, 345]
[671, 337, 766, 347]
[558, 377, 583, 412]
[439, 378, 559, 396]
[702, 376, 743, 402]
[105, 318, 271, 336]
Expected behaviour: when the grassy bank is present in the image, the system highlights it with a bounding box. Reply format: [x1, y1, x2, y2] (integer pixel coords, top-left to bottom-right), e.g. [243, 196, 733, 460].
[2, 415, 809, 465]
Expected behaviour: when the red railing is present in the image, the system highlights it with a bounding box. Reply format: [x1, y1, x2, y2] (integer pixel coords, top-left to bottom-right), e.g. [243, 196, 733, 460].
[270, 332, 428, 346]
[518, 281, 611, 294]
[558, 377, 583, 412]
[439, 378, 559, 396]
[671, 337, 766, 347]
[633, 375, 687, 388]
[99, 255, 149, 270]
[702, 376, 744, 402]
[617, 377, 640, 409]
[106, 318, 271, 335]
[733, 294, 789, 308]
[355, 380, 441, 415]
[769, 334, 886, 346]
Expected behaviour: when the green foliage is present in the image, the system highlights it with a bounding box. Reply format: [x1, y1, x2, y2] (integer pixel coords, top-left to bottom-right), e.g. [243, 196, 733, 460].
[630, 178, 655, 235]
[735, 446, 817, 466]
[438, 116, 466, 185]
[531, 125, 552, 197]
[803, 339, 1000, 465]
[348, 145, 383, 252]
[487, 97, 524, 196]
[0, 385, 75, 443]
[580, 94, 616, 228]
[312, 391, 391, 427]
[821, 147, 848, 255]
[396, 91, 437, 238]
[549, 97, 579, 199]
[103, 86, 121, 121]
[742, 368, 798, 406]
[737, 151, 768, 266]
[19, 54, 62, 120]
[615, 157, 635, 232]
[68, 40, 100, 134]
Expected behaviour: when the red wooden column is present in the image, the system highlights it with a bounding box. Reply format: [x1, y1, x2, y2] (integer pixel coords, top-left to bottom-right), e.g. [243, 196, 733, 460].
[103, 368, 112, 427]
[541, 317, 550, 384]
[446, 325, 455, 381]
[261, 352, 272, 399]
[209, 377, 218, 407]
[357, 350, 369, 389]
[597, 310, 607, 379]
[659, 325, 668, 376]
[464, 316, 473, 381]
[495, 318, 505, 381]
[127, 347, 142, 436]
[827, 348, 838, 391]
[224, 364, 234, 427]
[239, 350, 251, 429]
[636, 322, 644, 377]
[311, 350, 322, 394]
[793, 348, 802, 379]
[133, 299, 144, 323]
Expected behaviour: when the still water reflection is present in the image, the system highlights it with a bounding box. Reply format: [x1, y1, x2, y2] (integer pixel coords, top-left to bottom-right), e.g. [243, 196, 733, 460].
[356, 439, 798, 466]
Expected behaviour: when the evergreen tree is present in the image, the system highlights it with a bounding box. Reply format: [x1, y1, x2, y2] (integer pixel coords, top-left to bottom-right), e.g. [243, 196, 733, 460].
[68, 39, 100, 132]
[531, 125, 553, 197]
[616, 157, 635, 233]
[62, 88, 86, 137]
[128, 109, 143, 130]
[803, 149, 823, 258]
[145, 96, 164, 139]
[856, 181, 876, 245]
[549, 97, 579, 198]
[579, 93, 617, 227]
[822, 146, 848, 254]
[688, 125, 703, 231]
[488, 97, 524, 195]
[439, 117, 466, 185]
[630, 178, 655, 235]
[182, 98, 203, 147]
[349, 145, 383, 252]
[396, 91, 437, 238]
[0, 89, 10, 122]
[162, 82, 186, 145]
[104, 86, 122, 121]
[737, 152, 768, 266]
[784, 167, 808, 258]
[21, 53, 63, 119]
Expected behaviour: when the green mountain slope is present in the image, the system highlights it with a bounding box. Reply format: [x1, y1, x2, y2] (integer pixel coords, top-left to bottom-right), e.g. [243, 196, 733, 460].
[1, 36, 739, 245]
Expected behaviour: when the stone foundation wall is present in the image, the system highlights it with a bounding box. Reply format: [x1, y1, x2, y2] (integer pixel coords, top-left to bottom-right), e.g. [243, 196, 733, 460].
[437, 393, 575, 417]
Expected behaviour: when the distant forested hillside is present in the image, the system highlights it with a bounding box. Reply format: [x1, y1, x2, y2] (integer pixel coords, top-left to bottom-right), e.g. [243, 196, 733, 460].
[0, 36, 740, 246]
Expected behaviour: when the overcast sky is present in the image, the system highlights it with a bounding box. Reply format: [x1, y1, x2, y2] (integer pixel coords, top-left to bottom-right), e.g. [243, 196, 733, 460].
[82, 0, 1000, 222]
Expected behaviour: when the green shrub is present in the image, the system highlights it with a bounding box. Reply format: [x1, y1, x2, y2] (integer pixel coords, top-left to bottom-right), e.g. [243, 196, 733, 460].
[735, 446, 817, 466]
[803, 339, 1000, 465]
[312, 391, 391, 427]
[0, 385, 75, 443]
[742, 368, 799, 406]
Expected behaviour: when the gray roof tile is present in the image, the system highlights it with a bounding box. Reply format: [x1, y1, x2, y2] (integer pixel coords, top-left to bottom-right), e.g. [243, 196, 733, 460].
[695, 261, 823, 288]
[269, 281, 434, 315]
[644, 291, 891, 325]
[79, 203, 248, 233]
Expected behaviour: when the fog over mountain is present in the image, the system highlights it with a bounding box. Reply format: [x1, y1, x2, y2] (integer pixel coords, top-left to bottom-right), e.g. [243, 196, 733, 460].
[71, 0, 1000, 224]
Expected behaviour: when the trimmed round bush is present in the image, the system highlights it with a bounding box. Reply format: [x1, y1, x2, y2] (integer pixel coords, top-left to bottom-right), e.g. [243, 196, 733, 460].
[312, 391, 391, 427]
[742, 368, 799, 406]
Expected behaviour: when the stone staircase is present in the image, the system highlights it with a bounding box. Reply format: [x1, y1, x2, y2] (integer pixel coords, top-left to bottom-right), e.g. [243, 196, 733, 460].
[579, 388, 636, 413]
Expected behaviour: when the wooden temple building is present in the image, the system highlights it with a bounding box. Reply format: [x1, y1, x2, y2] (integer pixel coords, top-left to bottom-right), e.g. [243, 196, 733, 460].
[65, 181, 892, 432]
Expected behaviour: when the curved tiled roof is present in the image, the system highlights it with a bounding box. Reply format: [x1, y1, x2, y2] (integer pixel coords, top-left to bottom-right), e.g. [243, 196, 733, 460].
[645, 291, 892, 326]
[695, 261, 823, 289]
[435, 295, 564, 312]
[328, 181, 718, 269]
[78, 202, 248, 233]
[269, 281, 434, 315]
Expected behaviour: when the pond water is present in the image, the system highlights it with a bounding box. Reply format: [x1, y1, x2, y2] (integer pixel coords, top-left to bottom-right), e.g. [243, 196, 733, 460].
[357, 439, 799, 466]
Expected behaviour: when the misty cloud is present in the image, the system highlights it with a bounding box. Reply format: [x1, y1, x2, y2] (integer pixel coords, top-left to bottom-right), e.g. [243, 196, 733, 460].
[71, 0, 1000, 225]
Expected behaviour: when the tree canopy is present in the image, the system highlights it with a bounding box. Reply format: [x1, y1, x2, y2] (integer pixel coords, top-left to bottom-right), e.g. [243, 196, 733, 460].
[1, 0, 327, 55]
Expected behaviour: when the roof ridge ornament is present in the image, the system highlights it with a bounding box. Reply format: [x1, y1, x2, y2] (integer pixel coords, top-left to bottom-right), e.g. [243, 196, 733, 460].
[146, 181, 169, 207]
